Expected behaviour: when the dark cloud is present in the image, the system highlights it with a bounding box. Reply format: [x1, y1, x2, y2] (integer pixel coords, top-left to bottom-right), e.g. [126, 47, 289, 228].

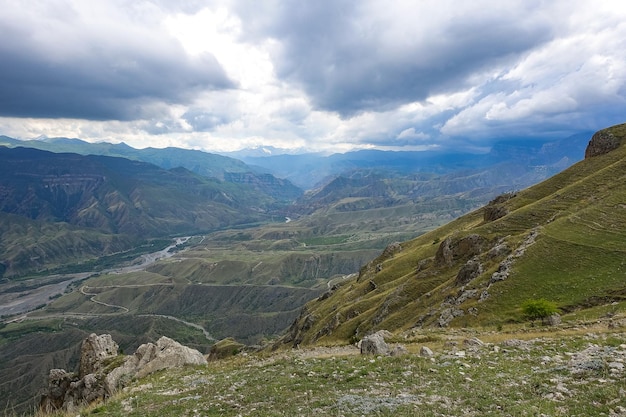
[0, 3, 234, 121]
[183, 109, 230, 131]
[235, 1, 554, 117]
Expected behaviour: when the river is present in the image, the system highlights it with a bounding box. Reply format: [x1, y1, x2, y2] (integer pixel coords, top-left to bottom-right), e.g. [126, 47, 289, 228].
[0, 237, 191, 320]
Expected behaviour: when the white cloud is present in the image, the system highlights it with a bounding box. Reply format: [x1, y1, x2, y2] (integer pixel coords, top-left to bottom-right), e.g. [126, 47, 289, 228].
[1, 1, 626, 152]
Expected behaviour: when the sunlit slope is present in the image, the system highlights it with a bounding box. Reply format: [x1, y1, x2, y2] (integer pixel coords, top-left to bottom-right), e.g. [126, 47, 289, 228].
[282, 123, 626, 346]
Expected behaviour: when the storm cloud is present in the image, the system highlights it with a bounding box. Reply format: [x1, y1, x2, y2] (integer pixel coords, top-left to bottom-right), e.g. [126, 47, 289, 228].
[235, 0, 555, 116]
[0, 0, 625, 152]
[0, 1, 234, 120]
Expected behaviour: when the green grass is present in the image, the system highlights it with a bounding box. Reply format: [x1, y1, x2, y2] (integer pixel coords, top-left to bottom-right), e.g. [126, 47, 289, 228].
[47, 329, 626, 417]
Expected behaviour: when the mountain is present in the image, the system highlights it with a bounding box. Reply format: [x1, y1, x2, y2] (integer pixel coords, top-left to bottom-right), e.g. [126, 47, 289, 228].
[231, 133, 591, 189]
[0, 136, 303, 202]
[0, 147, 278, 276]
[280, 123, 626, 347]
[282, 132, 590, 222]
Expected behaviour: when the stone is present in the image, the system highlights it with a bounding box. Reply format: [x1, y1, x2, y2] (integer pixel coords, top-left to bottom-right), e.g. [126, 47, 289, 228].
[79, 333, 119, 378]
[360, 331, 390, 355]
[39, 369, 74, 413]
[420, 346, 434, 357]
[132, 336, 208, 379]
[455, 258, 483, 286]
[40, 334, 207, 414]
[543, 313, 561, 326]
[483, 205, 508, 222]
[463, 337, 485, 347]
[435, 234, 486, 266]
[390, 345, 409, 356]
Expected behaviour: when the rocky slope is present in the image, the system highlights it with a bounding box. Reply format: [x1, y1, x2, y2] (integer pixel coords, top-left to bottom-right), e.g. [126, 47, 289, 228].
[35, 321, 626, 416]
[279, 123, 626, 346]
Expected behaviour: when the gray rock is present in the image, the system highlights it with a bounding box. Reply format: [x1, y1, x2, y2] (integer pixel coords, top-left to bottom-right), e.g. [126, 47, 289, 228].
[79, 333, 119, 378]
[390, 345, 408, 356]
[40, 334, 207, 414]
[360, 331, 390, 355]
[543, 313, 561, 326]
[135, 336, 207, 378]
[438, 307, 464, 327]
[463, 337, 485, 347]
[420, 346, 434, 357]
[455, 258, 483, 286]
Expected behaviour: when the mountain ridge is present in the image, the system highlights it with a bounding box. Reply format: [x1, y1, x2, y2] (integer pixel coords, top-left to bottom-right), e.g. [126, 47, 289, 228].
[0, 146, 280, 276]
[278, 123, 626, 347]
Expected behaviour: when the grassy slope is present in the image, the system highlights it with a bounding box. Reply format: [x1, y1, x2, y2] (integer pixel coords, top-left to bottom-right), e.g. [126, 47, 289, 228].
[36, 324, 626, 417]
[283, 123, 626, 346]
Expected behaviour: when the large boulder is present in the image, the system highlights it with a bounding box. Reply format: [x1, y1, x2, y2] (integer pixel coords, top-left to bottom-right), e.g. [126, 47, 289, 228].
[105, 336, 208, 391]
[135, 336, 207, 378]
[455, 257, 483, 286]
[360, 331, 390, 355]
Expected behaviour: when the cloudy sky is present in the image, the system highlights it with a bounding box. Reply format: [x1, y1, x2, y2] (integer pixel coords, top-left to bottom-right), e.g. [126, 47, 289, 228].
[1, 0, 625, 153]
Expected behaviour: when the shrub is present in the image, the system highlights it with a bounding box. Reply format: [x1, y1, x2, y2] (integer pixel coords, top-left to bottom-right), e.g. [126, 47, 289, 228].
[521, 299, 559, 323]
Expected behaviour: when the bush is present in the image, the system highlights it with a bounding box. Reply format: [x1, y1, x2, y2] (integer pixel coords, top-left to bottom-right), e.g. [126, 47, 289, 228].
[521, 299, 558, 323]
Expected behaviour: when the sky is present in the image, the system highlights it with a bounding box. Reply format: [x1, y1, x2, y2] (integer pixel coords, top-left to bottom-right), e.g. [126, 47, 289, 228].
[1, 0, 625, 154]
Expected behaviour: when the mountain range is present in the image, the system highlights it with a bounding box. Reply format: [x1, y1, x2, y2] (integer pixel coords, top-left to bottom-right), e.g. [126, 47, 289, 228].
[0, 126, 616, 414]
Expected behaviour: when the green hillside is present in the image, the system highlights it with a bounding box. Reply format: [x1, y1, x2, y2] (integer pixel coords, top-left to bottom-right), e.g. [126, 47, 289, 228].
[0, 147, 278, 277]
[281, 123, 626, 346]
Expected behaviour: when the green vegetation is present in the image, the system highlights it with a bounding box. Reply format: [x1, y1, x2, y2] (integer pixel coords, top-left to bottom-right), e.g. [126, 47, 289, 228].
[521, 299, 559, 323]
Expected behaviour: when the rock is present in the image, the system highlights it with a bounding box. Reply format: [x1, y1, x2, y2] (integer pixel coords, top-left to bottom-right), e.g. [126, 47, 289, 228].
[360, 331, 390, 355]
[543, 313, 561, 326]
[39, 369, 74, 413]
[390, 345, 408, 356]
[40, 334, 207, 414]
[133, 336, 208, 379]
[208, 338, 246, 361]
[463, 337, 485, 347]
[455, 258, 483, 286]
[501, 339, 531, 350]
[420, 346, 434, 357]
[79, 333, 119, 378]
[381, 242, 402, 258]
[435, 234, 486, 267]
[438, 307, 464, 327]
[487, 241, 511, 259]
[585, 129, 622, 158]
[483, 205, 508, 222]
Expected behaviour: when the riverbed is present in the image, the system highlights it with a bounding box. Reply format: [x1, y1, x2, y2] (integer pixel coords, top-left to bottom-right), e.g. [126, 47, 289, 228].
[0, 237, 190, 320]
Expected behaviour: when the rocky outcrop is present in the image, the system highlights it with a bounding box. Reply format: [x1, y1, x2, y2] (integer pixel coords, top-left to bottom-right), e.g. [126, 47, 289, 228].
[484, 193, 516, 222]
[585, 129, 622, 158]
[40, 334, 207, 414]
[455, 257, 483, 286]
[435, 234, 486, 267]
[79, 333, 119, 378]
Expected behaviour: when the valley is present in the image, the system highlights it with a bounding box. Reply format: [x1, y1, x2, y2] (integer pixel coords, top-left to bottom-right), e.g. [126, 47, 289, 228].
[0, 127, 619, 414]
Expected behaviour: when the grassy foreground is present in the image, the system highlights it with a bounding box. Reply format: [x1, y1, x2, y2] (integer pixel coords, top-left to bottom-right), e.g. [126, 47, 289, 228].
[39, 320, 626, 417]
